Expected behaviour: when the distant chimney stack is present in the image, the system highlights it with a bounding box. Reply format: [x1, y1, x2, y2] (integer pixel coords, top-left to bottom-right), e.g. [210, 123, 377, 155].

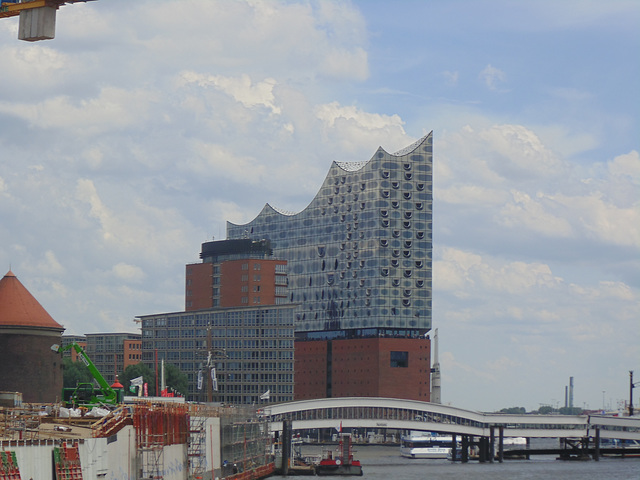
[569, 376, 574, 408]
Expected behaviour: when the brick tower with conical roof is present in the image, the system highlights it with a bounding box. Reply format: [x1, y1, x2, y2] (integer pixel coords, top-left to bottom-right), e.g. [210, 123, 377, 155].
[0, 270, 65, 403]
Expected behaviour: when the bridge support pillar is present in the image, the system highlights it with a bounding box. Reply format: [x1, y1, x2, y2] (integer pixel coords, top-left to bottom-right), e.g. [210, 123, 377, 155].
[498, 426, 504, 463]
[593, 426, 600, 461]
[282, 419, 292, 475]
[461, 435, 469, 463]
[489, 426, 495, 463]
[478, 436, 489, 463]
[526, 437, 530, 460]
[450, 434, 457, 461]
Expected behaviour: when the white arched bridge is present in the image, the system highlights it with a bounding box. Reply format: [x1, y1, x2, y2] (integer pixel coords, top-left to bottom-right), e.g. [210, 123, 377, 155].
[266, 397, 640, 441]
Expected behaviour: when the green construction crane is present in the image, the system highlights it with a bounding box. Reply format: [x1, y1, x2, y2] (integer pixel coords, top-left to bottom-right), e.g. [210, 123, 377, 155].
[52, 342, 123, 408]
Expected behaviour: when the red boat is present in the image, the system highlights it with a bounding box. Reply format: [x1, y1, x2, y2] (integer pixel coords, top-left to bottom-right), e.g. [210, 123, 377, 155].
[316, 433, 363, 476]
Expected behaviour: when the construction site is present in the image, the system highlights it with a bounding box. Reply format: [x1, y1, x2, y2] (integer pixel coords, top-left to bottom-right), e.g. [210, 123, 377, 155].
[0, 269, 276, 480]
[0, 400, 274, 480]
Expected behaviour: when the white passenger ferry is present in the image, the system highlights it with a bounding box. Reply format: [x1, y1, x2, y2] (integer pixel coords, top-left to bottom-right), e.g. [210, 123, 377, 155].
[400, 433, 454, 459]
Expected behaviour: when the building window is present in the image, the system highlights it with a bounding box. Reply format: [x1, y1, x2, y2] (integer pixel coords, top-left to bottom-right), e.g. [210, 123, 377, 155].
[241, 274, 248, 282]
[241, 296, 249, 304]
[241, 263, 249, 270]
[253, 274, 261, 282]
[254, 263, 261, 270]
[390, 351, 409, 368]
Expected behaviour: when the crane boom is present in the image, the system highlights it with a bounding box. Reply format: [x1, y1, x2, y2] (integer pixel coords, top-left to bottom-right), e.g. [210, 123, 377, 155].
[53, 342, 120, 407]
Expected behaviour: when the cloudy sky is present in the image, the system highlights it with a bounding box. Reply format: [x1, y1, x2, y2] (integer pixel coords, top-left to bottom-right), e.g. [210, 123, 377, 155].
[1, 0, 638, 412]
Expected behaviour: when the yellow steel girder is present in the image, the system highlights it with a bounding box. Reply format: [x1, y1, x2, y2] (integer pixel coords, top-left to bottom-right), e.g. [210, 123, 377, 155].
[0, 0, 93, 19]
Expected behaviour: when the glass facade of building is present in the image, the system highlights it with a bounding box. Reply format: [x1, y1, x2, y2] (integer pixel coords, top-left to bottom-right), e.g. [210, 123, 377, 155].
[139, 305, 295, 404]
[227, 133, 433, 337]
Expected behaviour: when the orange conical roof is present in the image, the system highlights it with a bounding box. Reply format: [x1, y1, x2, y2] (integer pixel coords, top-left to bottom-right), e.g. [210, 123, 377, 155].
[0, 270, 64, 330]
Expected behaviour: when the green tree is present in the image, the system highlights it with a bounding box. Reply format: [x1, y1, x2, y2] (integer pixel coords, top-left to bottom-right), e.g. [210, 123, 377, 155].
[120, 363, 156, 395]
[499, 406, 527, 414]
[62, 357, 94, 389]
[164, 363, 189, 397]
[537, 405, 554, 415]
[558, 406, 583, 415]
[119, 363, 189, 397]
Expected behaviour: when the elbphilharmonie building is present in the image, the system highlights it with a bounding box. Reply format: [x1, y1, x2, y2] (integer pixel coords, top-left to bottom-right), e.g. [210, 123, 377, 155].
[227, 132, 434, 401]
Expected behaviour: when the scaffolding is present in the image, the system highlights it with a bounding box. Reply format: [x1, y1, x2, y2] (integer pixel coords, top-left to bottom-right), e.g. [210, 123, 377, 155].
[0, 407, 40, 441]
[133, 402, 190, 480]
[187, 414, 206, 480]
[219, 406, 272, 479]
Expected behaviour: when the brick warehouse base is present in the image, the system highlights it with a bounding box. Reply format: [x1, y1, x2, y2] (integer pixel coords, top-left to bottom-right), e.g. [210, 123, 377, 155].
[295, 336, 431, 401]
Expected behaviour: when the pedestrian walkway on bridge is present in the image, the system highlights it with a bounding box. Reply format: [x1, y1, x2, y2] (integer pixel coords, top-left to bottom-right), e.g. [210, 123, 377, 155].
[266, 397, 640, 442]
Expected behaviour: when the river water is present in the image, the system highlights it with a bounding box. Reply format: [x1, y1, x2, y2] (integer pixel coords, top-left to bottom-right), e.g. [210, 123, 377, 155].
[299, 444, 640, 480]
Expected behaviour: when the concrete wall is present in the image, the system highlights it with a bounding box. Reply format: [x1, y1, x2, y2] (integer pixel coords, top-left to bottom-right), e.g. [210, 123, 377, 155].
[18, 6, 56, 42]
[4, 425, 192, 480]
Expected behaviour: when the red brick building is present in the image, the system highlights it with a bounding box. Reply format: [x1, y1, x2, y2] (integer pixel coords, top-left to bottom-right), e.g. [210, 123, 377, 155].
[186, 239, 287, 310]
[295, 336, 431, 401]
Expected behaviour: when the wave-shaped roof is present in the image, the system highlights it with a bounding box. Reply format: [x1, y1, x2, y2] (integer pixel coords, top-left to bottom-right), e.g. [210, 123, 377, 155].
[235, 134, 431, 221]
[0, 270, 64, 330]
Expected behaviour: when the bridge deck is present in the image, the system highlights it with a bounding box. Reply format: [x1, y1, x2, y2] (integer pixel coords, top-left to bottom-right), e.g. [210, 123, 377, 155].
[267, 397, 640, 441]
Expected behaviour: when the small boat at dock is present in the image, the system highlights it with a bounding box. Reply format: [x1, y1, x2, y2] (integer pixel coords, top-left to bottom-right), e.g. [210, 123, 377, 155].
[400, 432, 454, 459]
[316, 433, 363, 476]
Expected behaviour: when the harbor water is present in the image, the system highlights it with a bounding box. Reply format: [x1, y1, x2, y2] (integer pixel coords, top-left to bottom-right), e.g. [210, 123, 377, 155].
[299, 444, 640, 480]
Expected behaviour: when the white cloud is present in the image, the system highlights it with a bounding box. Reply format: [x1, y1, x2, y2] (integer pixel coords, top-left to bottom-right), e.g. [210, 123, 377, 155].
[0, 87, 158, 135]
[74, 179, 193, 264]
[479, 64, 506, 91]
[435, 247, 563, 296]
[479, 124, 564, 176]
[437, 184, 506, 206]
[546, 192, 640, 247]
[177, 72, 282, 115]
[185, 141, 267, 184]
[111, 263, 145, 283]
[608, 150, 640, 184]
[0, 44, 70, 93]
[498, 190, 573, 237]
[442, 70, 459, 86]
[319, 46, 369, 81]
[314, 101, 409, 154]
